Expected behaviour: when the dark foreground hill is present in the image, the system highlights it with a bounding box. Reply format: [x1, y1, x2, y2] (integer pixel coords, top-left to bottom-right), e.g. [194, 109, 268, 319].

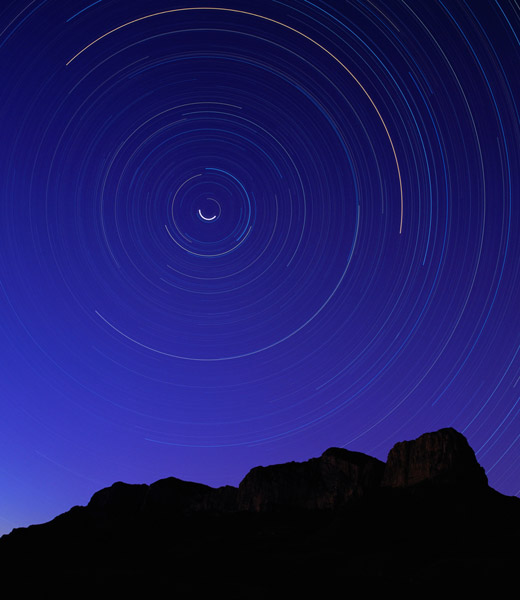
[1, 428, 519, 595]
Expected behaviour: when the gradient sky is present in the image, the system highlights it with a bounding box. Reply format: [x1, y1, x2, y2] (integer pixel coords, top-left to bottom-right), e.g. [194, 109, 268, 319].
[0, 0, 519, 535]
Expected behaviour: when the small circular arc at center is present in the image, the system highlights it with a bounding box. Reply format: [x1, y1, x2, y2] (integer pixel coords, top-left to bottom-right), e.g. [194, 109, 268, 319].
[198, 210, 217, 221]
[198, 197, 221, 222]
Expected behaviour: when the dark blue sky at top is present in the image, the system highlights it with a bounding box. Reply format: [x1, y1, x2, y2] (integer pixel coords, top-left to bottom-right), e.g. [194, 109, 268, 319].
[0, 0, 519, 534]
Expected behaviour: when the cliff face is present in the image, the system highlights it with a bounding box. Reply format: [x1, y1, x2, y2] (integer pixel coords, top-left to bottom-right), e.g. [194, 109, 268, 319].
[237, 448, 385, 511]
[381, 427, 488, 488]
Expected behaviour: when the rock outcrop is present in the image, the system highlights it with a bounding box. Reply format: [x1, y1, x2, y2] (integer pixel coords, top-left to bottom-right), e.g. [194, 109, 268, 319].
[237, 448, 385, 511]
[382, 427, 488, 488]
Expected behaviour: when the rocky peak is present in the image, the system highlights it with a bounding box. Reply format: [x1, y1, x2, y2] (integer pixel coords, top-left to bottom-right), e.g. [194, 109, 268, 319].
[87, 481, 149, 517]
[382, 427, 488, 488]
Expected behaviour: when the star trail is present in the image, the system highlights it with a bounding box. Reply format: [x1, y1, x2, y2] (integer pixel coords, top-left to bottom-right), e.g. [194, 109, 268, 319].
[0, 0, 519, 533]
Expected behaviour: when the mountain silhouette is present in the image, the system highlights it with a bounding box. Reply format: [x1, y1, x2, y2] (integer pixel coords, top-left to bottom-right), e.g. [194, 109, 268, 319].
[1, 428, 518, 595]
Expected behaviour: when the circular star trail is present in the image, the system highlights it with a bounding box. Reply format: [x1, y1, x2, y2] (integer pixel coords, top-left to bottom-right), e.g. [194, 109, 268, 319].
[0, 1, 519, 532]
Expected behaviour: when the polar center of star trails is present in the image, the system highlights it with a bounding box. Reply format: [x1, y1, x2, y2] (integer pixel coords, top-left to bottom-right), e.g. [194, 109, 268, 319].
[198, 209, 217, 221]
[197, 197, 221, 222]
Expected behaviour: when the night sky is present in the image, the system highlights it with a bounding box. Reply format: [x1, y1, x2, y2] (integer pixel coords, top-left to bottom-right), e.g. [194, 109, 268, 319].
[1, 0, 519, 535]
